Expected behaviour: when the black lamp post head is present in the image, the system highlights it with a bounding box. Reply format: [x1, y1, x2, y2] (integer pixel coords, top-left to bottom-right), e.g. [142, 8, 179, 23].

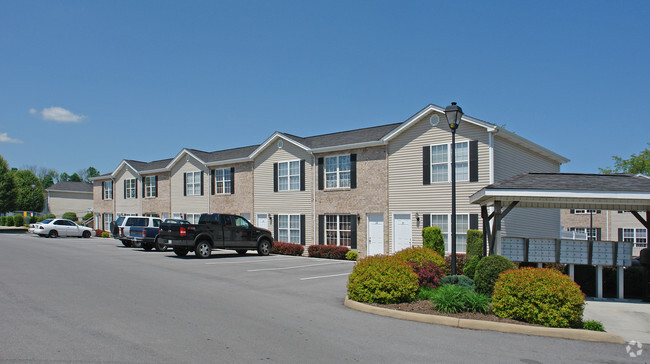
[445, 102, 464, 131]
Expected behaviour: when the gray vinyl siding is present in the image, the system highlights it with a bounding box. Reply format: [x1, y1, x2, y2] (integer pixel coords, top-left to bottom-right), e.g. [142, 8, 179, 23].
[387, 111, 489, 250]
[170, 156, 209, 216]
[114, 167, 140, 215]
[253, 140, 313, 245]
[493, 135, 562, 239]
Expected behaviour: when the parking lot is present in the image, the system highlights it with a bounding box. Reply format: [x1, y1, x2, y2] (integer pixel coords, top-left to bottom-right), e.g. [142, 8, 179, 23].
[0, 233, 637, 363]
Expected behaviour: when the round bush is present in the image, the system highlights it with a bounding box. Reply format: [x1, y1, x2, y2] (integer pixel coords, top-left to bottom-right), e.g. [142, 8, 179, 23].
[101, 232, 110, 238]
[0, 216, 5, 226]
[407, 261, 444, 289]
[463, 256, 481, 280]
[83, 213, 94, 221]
[62, 212, 78, 222]
[347, 255, 419, 304]
[394, 247, 447, 274]
[422, 226, 445, 257]
[5, 215, 14, 227]
[492, 268, 585, 328]
[13, 215, 24, 227]
[474, 255, 517, 296]
[345, 250, 359, 261]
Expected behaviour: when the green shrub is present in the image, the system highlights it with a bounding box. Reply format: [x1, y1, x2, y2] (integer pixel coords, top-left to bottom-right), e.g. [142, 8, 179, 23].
[464, 256, 481, 280]
[345, 250, 359, 261]
[347, 255, 419, 304]
[474, 255, 517, 296]
[29, 216, 37, 224]
[44, 213, 55, 219]
[444, 253, 467, 275]
[466, 229, 483, 258]
[439, 275, 474, 289]
[394, 247, 447, 274]
[0, 216, 5, 226]
[308, 245, 349, 259]
[6, 215, 14, 227]
[13, 215, 24, 227]
[492, 267, 585, 328]
[272, 241, 304, 256]
[62, 212, 78, 222]
[83, 213, 93, 221]
[416, 286, 437, 301]
[101, 232, 110, 238]
[407, 261, 444, 289]
[422, 226, 445, 256]
[429, 285, 491, 314]
[582, 320, 605, 332]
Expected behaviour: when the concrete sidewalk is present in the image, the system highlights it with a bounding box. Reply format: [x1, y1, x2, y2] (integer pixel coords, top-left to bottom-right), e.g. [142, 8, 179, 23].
[0, 226, 28, 234]
[583, 299, 650, 344]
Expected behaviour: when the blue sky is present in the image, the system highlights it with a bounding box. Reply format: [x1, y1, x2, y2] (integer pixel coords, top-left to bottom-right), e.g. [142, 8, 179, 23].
[1, 1, 648, 177]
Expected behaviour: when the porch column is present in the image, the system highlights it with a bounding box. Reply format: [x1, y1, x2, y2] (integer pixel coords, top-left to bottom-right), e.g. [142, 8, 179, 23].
[596, 266, 603, 299]
[617, 266, 624, 300]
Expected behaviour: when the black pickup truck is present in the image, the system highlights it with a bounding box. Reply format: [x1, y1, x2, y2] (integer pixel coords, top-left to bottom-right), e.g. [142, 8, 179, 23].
[158, 213, 273, 258]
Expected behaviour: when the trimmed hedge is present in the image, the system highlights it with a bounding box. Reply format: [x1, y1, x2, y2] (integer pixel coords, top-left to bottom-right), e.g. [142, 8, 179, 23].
[474, 255, 517, 296]
[62, 212, 78, 222]
[466, 229, 483, 258]
[272, 241, 305, 256]
[394, 247, 447, 274]
[464, 256, 482, 280]
[14, 215, 24, 227]
[308, 245, 350, 260]
[345, 250, 359, 261]
[422, 226, 445, 257]
[444, 253, 467, 275]
[492, 268, 585, 328]
[0, 216, 5, 226]
[5, 216, 14, 227]
[101, 232, 110, 238]
[347, 255, 419, 304]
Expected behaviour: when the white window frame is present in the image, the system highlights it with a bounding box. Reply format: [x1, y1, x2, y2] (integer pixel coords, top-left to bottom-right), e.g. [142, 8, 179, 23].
[569, 227, 598, 240]
[429, 213, 469, 254]
[430, 141, 469, 183]
[185, 213, 202, 224]
[186, 171, 202, 196]
[572, 209, 601, 214]
[325, 215, 352, 247]
[623, 228, 647, 248]
[103, 181, 113, 200]
[125, 179, 136, 199]
[145, 176, 156, 198]
[215, 168, 232, 194]
[278, 160, 300, 191]
[325, 154, 351, 189]
[103, 213, 113, 231]
[277, 214, 301, 244]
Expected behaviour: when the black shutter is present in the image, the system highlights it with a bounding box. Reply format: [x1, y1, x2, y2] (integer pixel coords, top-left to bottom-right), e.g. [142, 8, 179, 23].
[274, 215, 279, 241]
[123, 180, 126, 199]
[183, 173, 187, 196]
[423, 146, 431, 185]
[154, 176, 158, 197]
[273, 163, 278, 192]
[300, 215, 306, 246]
[319, 215, 325, 245]
[469, 140, 479, 182]
[618, 228, 623, 242]
[318, 157, 324, 190]
[230, 167, 235, 195]
[570, 210, 575, 214]
[200, 172, 204, 196]
[300, 160, 305, 191]
[135, 179, 138, 199]
[596, 228, 602, 241]
[142, 177, 145, 197]
[211, 170, 215, 195]
[350, 214, 357, 249]
[470, 214, 479, 230]
[110, 182, 113, 199]
[102, 182, 105, 200]
[423, 214, 430, 228]
[350, 154, 357, 189]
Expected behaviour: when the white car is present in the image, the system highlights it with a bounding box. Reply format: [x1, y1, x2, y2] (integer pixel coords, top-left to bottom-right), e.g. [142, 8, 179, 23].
[31, 218, 95, 238]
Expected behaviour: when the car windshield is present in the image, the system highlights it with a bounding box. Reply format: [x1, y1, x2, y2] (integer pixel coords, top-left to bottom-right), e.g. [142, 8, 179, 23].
[41, 219, 53, 224]
[125, 218, 148, 227]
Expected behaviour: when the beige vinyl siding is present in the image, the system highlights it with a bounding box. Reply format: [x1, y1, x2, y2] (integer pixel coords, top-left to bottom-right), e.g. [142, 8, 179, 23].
[388, 111, 489, 250]
[493, 135, 562, 239]
[170, 156, 209, 216]
[253, 140, 313, 245]
[48, 191, 93, 218]
[114, 167, 140, 215]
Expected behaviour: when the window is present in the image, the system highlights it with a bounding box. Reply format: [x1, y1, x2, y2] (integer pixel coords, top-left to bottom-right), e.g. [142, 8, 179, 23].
[278, 161, 300, 191]
[125, 179, 136, 199]
[325, 155, 351, 188]
[571, 209, 601, 214]
[430, 142, 469, 183]
[103, 181, 113, 200]
[623, 228, 647, 248]
[185, 213, 202, 224]
[569, 227, 599, 240]
[429, 214, 468, 253]
[278, 214, 300, 244]
[186, 171, 202, 196]
[103, 213, 113, 231]
[145, 176, 157, 198]
[215, 168, 232, 194]
[326, 215, 352, 247]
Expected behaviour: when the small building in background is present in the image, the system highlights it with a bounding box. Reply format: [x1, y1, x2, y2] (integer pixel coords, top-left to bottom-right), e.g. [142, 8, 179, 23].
[46, 181, 93, 220]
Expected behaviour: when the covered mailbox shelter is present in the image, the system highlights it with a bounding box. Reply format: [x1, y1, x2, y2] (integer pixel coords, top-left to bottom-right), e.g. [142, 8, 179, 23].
[469, 172, 650, 299]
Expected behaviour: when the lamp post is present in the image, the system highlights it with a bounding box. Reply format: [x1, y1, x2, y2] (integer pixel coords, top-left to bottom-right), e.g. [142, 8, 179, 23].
[445, 102, 464, 276]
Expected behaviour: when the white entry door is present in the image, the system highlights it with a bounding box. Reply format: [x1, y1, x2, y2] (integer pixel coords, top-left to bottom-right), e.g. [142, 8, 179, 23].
[367, 214, 384, 256]
[393, 214, 412, 253]
[257, 214, 269, 229]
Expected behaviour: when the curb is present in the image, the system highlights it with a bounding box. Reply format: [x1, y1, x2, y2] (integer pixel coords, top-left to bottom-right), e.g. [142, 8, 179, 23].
[0, 227, 28, 234]
[344, 296, 626, 344]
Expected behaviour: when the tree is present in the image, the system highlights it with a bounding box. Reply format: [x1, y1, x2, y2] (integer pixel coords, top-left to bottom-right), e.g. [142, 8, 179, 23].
[0, 155, 17, 213]
[59, 172, 71, 182]
[599, 143, 650, 175]
[77, 166, 100, 183]
[69, 173, 82, 182]
[13, 170, 44, 213]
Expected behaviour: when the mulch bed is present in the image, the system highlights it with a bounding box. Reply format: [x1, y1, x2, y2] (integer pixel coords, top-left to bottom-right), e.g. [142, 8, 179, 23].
[369, 300, 542, 327]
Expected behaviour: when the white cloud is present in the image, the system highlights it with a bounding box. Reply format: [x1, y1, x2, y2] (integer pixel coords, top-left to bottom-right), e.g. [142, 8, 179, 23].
[0, 132, 23, 143]
[30, 106, 87, 123]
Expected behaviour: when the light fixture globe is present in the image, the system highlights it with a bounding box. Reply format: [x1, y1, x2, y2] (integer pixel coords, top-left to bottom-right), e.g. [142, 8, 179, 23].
[445, 102, 464, 130]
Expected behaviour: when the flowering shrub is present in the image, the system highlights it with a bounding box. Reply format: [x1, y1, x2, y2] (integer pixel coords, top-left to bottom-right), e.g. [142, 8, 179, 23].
[492, 268, 585, 328]
[271, 241, 304, 256]
[347, 255, 418, 304]
[407, 261, 444, 289]
[444, 253, 467, 275]
[308, 245, 349, 260]
[394, 247, 447, 274]
[95, 229, 106, 237]
[474, 255, 517, 296]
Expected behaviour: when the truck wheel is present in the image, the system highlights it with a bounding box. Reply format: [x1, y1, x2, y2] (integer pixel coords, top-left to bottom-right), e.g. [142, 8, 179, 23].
[155, 239, 167, 252]
[195, 241, 211, 259]
[236, 249, 247, 256]
[132, 240, 142, 248]
[257, 240, 271, 256]
[122, 240, 132, 247]
[173, 247, 188, 257]
[143, 243, 153, 251]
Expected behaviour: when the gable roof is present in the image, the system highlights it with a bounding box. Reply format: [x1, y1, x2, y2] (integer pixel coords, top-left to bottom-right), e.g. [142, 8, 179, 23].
[187, 145, 259, 166]
[46, 181, 93, 194]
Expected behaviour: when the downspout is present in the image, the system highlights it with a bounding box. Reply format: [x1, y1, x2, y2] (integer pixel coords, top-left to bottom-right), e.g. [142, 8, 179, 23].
[488, 130, 495, 185]
[313, 154, 317, 248]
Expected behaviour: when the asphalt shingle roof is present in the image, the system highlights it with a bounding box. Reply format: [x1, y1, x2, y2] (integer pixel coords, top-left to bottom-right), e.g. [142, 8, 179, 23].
[487, 173, 650, 193]
[187, 145, 260, 164]
[281, 122, 403, 149]
[46, 181, 93, 193]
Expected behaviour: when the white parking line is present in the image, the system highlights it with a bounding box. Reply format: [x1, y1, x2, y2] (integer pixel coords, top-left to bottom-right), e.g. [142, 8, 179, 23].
[247, 261, 349, 272]
[300, 273, 351, 281]
[205, 257, 299, 265]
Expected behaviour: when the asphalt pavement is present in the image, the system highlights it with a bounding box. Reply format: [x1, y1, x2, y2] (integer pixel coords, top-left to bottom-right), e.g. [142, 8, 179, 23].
[0, 233, 647, 363]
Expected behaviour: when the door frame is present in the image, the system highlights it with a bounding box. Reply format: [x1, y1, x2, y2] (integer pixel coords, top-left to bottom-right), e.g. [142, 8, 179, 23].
[392, 212, 412, 253]
[366, 213, 384, 256]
